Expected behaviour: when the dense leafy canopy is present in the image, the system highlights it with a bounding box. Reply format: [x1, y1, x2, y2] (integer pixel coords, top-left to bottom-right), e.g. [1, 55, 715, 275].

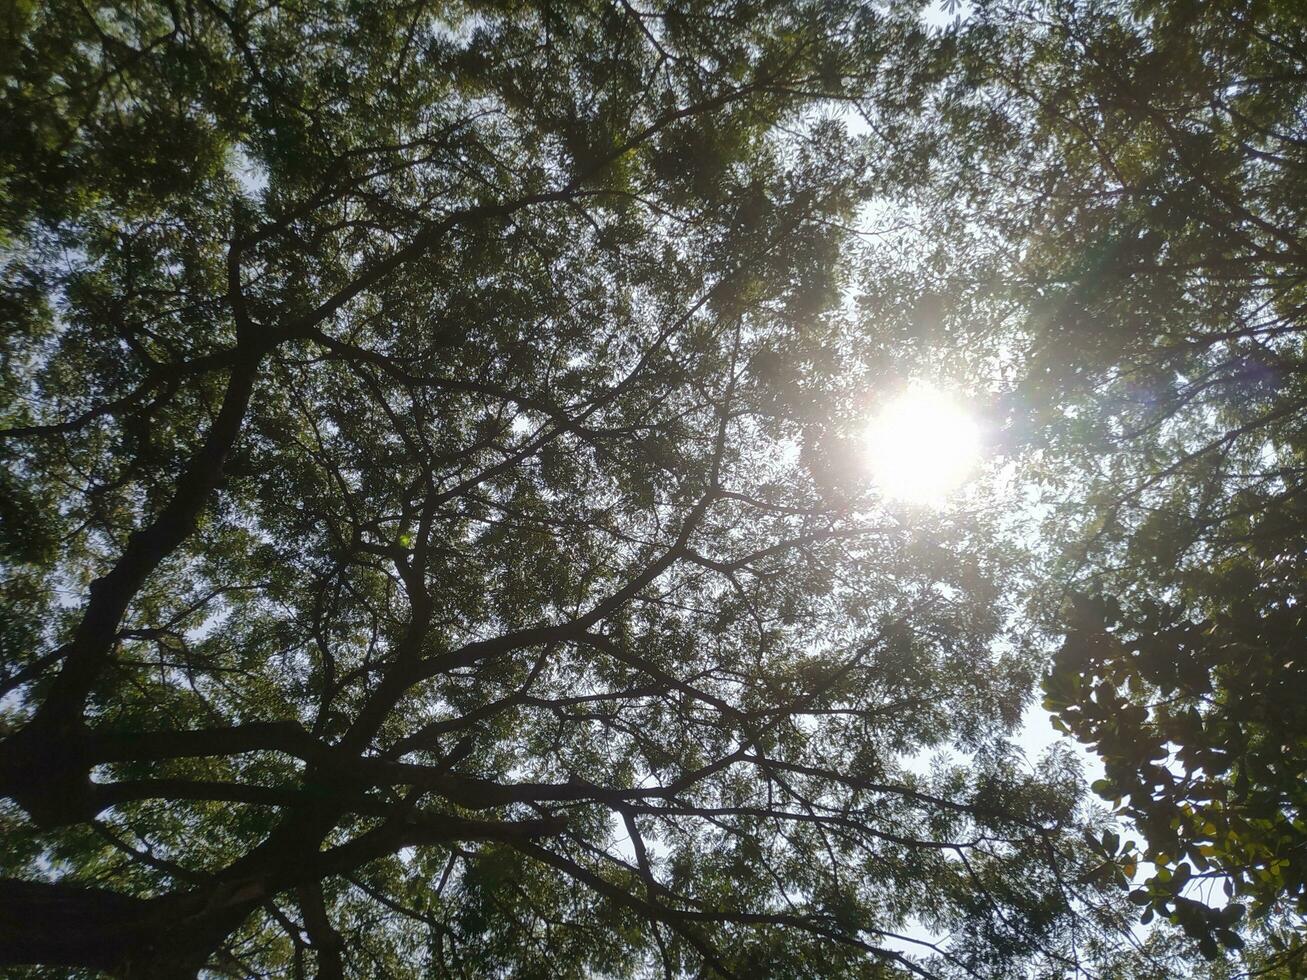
[0, 0, 1147, 977]
[906, 0, 1307, 969]
[3, 0, 1306, 976]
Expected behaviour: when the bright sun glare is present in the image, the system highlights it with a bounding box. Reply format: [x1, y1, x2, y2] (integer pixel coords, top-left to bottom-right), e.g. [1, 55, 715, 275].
[865, 383, 981, 505]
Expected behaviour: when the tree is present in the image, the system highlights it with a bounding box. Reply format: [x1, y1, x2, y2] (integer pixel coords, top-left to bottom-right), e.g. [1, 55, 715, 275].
[908, 0, 1307, 967]
[0, 1, 1142, 977]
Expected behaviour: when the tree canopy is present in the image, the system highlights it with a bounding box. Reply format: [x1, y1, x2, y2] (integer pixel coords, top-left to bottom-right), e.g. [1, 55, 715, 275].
[904, 0, 1307, 969]
[1, 0, 1305, 977]
[930, 0, 1307, 966]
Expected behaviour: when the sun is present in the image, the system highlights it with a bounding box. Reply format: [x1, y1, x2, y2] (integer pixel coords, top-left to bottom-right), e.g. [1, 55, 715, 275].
[865, 383, 981, 505]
